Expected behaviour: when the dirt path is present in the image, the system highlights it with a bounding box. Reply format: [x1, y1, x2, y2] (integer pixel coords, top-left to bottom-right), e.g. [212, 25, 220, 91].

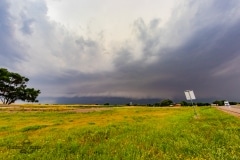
[217, 106, 240, 117]
[0, 105, 112, 113]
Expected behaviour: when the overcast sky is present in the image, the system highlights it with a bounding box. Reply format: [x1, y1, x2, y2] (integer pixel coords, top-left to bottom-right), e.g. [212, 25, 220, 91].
[1, 0, 240, 103]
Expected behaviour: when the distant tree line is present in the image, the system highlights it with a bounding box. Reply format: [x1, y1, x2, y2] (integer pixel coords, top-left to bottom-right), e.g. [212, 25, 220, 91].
[212, 100, 238, 106]
[124, 99, 239, 107]
[102, 98, 239, 107]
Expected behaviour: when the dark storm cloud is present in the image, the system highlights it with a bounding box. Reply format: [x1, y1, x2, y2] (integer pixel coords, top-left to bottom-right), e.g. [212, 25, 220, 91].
[107, 0, 240, 101]
[54, 0, 240, 103]
[159, 0, 240, 100]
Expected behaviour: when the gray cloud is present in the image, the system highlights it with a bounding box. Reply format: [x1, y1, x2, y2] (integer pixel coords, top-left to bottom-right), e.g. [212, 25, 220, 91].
[1, 0, 240, 103]
[20, 14, 35, 35]
[100, 0, 240, 100]
[0, 1, 25, 68]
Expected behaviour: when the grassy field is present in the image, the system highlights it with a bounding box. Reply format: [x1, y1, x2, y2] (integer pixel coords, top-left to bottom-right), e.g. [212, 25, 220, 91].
[0, 105, 240, 159]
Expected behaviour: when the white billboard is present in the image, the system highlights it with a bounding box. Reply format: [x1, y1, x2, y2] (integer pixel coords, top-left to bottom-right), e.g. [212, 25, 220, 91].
[184, 90, 196, 100]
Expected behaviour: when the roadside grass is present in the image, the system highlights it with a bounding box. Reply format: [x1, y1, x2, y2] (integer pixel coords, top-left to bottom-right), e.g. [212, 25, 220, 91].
[0, 107, 240, 159]
[0, 104, 122, 112]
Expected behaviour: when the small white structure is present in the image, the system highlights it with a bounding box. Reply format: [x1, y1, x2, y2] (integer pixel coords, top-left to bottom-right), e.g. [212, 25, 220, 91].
[224, 101, 230, 107]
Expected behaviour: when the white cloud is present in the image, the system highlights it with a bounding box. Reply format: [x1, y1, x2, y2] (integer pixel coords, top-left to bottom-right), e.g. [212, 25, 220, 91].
[45, 0, 178, 41]
[9, 0, 114, 76]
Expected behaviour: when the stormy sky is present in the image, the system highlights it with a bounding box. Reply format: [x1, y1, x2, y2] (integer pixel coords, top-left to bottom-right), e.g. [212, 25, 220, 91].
[1, 0, 240, 103]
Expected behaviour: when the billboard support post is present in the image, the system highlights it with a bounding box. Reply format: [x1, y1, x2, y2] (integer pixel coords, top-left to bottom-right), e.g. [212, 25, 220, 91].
[184, 90, 197, 116]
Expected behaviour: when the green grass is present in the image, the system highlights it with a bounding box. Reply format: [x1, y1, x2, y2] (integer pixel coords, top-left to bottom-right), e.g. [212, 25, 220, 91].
[0, 107, 240, 159]
[20, 125, 49, 132]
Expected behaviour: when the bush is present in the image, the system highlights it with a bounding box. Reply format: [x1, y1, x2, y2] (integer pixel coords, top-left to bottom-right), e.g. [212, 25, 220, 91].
[160, 99, 173, 106]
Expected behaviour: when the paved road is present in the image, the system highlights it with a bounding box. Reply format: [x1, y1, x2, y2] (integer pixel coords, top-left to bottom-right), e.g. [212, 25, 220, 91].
[217, 106, 240, 117]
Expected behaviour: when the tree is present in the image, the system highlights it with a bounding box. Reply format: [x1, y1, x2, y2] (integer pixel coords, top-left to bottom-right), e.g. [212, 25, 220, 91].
[160, 99, 173, 106]
[180, 101, 188, 106]
[212, 100, 225, 106]
[196, 102, 205, 106]
[0, 68, 40, 105]
[229, 102, 238, 105]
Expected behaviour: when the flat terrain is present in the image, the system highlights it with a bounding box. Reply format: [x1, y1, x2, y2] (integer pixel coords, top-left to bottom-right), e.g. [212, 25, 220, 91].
[0, 105, 240, 159]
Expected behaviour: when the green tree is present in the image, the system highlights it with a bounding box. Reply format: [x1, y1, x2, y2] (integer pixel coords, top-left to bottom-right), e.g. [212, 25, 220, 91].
[212, 100, 225, 106]
[160, 99, 173, 106]
[180, 101, 188, 106]
[0, 68, 40, 105]
[229, 102, 237, 105]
